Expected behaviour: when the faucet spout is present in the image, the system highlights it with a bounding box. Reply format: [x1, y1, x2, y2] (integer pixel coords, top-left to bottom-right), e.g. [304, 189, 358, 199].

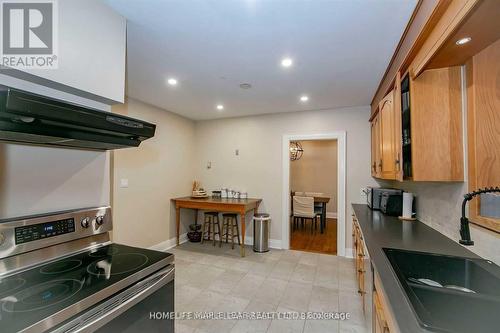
[460, 187, 500, 246]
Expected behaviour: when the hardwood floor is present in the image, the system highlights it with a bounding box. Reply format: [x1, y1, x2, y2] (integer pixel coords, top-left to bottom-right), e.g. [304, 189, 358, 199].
[290, 218, 337, 255]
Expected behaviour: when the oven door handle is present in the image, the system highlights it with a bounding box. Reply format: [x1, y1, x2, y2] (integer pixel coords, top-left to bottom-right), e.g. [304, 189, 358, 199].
[137, 264, 175, 287]
[65, 265, 174, 333]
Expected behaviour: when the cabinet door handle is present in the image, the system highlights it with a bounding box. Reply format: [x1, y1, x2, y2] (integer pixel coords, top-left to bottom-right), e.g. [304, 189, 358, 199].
[358, 290, 366, 295]
[395, 153, 401, 171]
[358, 253, 365, 258]
[358, 269, 365, 273]
[378, 160, 383, 171]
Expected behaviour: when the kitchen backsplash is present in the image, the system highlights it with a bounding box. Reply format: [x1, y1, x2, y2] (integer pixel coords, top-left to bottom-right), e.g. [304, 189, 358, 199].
[391, 181, 500, 265]
[0, 144, 110, 219]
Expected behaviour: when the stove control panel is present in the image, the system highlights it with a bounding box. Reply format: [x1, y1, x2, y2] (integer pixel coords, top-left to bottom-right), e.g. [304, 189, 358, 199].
[0, 206, 112, 259]
[15, 218, 75, 245]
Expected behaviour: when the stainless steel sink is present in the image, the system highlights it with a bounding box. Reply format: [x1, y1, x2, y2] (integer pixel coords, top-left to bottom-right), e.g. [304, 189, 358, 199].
[384, 248, 500, 333]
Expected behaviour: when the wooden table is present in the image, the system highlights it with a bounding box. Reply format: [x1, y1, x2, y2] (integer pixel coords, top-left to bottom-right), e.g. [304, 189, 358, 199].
[291, 192, 330, 233]
[172, 197, 262, 257]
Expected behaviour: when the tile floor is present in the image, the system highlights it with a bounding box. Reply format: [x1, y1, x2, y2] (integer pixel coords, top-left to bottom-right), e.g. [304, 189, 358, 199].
[170, 242, 370, 333]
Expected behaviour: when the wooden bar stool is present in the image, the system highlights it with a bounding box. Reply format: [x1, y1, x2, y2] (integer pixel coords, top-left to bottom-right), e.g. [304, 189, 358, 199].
[201, 211, 221, 247]
[221, 213, 241, 249]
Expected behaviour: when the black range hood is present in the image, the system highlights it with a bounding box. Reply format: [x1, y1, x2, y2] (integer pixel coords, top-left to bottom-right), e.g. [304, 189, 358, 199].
[0, 86, 156, 150]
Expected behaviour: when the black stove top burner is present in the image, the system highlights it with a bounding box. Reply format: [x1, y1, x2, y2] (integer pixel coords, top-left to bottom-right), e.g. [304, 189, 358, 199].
[0, 243, 173, 333]
[40, 259, 82, 274]
[0, 277, 26, 298]
[2, 279, 84, 313]
[87, 253, 149, 277]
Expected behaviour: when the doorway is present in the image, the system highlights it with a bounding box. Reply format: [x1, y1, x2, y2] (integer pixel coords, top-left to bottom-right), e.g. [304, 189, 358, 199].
[282, 132, 346, 256]
[289, 139, 338, 254]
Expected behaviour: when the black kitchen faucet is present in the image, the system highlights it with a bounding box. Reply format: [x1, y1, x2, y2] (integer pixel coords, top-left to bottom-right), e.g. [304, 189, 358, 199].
[460, 187, 500, 245]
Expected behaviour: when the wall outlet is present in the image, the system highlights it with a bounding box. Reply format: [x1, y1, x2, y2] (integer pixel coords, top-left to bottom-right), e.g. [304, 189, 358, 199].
[120, 178, 129, 188]
[360, 187, 368, 202]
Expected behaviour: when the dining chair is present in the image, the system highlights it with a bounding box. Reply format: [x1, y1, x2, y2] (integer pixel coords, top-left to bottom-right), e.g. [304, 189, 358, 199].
[290, 191, 305, 223]
[292, 196, 321, 233]
[305, 192, 327, 232]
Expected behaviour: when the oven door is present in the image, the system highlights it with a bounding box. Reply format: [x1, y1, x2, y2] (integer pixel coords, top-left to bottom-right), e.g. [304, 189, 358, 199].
[53, 265, 174, 333]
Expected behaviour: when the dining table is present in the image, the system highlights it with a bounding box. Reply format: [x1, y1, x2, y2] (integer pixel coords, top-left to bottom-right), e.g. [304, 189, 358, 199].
[171, 196, 262, 257]
[291, 192, 330, 233]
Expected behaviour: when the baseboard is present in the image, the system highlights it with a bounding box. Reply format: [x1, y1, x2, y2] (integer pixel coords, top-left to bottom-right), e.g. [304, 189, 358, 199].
[242, 236, 282, 249]
[149, 233, 282, 251]
[326, 212, 337, 218]
[269, 239, 282, 249]
[344, 247, 354, 258]
[149, 233, 188, 252]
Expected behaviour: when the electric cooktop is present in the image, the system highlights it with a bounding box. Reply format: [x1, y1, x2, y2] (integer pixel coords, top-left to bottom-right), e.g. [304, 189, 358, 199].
[0, 243, 173, 333]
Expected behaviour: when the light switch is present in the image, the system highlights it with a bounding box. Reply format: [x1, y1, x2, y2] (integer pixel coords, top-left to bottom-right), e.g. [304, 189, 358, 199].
[235, 149, 239, 156]
[120, 178, 129, 188]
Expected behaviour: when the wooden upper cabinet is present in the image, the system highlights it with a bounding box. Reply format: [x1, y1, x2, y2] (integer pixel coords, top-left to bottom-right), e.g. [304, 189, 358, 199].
[411, 0, 480, 77]
[371, 114, 381, 178]
[379, 91, 398, 180]
[466, 39, 500, 233]
[370, 0, 500, 183]
[393, 72, 404, 181]
[370, 67, 464, 182]
[412, 0, 500, 77]
[370, 87, 401, 181]
[409, 66, 464, 181]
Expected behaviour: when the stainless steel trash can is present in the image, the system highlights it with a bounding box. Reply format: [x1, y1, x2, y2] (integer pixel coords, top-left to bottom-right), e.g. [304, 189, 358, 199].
[253, 213, 270, 252]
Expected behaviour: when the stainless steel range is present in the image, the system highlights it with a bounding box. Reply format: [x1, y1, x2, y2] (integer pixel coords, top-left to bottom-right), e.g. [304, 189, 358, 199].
[0, 207, 174, 333]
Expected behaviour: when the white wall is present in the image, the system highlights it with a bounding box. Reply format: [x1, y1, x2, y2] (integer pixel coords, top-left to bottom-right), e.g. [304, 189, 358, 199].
[1, 0, 126, 104]
[194, 106, 378, 250]
[111, 99, 196, 248]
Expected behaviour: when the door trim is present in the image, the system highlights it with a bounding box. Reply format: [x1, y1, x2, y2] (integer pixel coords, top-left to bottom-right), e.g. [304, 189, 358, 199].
[282, 131, 347, 256]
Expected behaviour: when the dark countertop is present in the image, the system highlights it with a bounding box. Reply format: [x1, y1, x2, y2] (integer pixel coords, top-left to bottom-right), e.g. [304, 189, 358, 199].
[351, 204, 478, 333]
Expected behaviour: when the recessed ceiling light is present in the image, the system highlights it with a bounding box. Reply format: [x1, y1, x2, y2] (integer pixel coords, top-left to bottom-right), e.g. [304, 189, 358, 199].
[281, 57, 293, 68]
[167, 78, 178, 86]
[216, 104, 224, 110]
[239, 83, 252, 89]
[300, 95, 309, 102]
[456, 37, 472, 45]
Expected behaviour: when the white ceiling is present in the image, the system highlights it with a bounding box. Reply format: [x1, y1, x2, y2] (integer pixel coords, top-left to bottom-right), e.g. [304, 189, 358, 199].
[104, 0, 417, 120]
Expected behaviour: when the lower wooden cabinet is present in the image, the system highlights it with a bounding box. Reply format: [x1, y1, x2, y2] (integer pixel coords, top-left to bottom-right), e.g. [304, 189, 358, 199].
[374, 290, 390, 333]
[352, 215, 371, 316]
[373, 272, 399, 333]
